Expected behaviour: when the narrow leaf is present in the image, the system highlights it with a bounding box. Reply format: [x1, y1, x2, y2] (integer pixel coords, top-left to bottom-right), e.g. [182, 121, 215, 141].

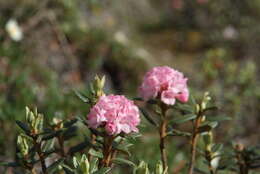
[92, 167, 111, 174]
[0, 162, 20, 167]
[112, 158, 136, 167]
[47, 159, 64, 173]
[140, 108, 158, 127]
[64, 119, 78, 128]
[69, 141, 92, 155]
[16, 121, 30, 134]
[171, 114, 197, 124]
[175, 103, 194, 113]
[207, 116, 231, 122]
[197, 125, 212, 133]
[212, 144, 223, 153]
[74, 90, 90, 103]
[88, 149, 103, 158]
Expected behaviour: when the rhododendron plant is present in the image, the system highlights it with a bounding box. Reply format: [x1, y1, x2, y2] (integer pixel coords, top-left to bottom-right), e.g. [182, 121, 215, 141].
[2, 73, 249, 174]
[87, 95, 140, 135]
[139, 66, 189, 105]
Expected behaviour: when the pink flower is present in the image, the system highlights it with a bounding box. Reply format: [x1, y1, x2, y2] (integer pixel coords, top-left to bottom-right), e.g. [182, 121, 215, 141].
[139, 66, 189, 105]
[87, 95, 140, 135]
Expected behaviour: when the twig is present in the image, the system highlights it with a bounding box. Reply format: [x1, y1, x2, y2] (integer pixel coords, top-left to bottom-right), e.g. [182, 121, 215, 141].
[205, 150, 215, 174]
[235, 144, 248, 174]
[160, 118, 168, 170]
[57, 136, 65, 157]
[99, 136, 114, 168]
[188, 115, 202, 174]
[159, 104, 168, 172]
[88, 133, 96, 161]
[33, 137, 48, 174]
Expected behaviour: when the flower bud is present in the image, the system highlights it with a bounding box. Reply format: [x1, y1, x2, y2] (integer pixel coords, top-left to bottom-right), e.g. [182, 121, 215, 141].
[155, 161, 163, 174]
[211, 152, 221, 170]
[135, 161, 149, 174]
[52, 117, 64, 129]
[80, 154, 90, 174]
[17, 134, 30, 156]
[93, 75, 106, 98]
[203, 131, 213, 151]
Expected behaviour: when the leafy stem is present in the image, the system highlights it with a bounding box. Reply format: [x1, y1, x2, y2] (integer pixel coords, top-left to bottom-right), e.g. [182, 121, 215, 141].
[33, 136, 48, 174]
[99, 136, 115, 168]
[57, 135, 65, 157]
[235, 144, 249, 174]
[159, 103, 168, 172]
[205, 150, 215, 174]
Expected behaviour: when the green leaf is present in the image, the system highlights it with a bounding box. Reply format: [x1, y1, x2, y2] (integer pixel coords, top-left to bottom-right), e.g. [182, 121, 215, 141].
[212, 144, 223, 153]
[69, 140, 92, 155]
[47, 159, 64, 173]
[132, 97, 143, 101]
[92, 167, 111, 174]
[155, 161, 163, 174]
[43, 149, 56, 156]
[217, 158, 237, 170]
[175, 103, 194, 113]
[42, 139, 55, 152]
[63, 126, 78, 141]
[64, 119, 78, 128]
[135, 161, 150, 174]
[63, 164, 75, 174]
[194, 168, 208, 174]
[114, 144, 131, 156]
[197, 122, 218, 134]
[171, 114, 197, 124]
[79, 154, 90, 173]
[167, 129, 191, 137]
[88, 149, 103, 158]
[89, 128, 106, 137]
[249, 163, 260, 169]
[16, 121, 30, 134]
[207, 121, 218, 128]
[0, 162, 19, 167]
[112, 158, 136, 167]
[73, 156, 79, 168]
[42, 131, 61, 141]
[74, 90, 90, 103]
[207, 116, 232, 122]
[200, 121, 218, 129]
[189, 95, 196, 106]
[197, 125, 212, 133]
[140, 108, 158, 127]
[203, 106, 218, 113]
[90, 158, 99, 173]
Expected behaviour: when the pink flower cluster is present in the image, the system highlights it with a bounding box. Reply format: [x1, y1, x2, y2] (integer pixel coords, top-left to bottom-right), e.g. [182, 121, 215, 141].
[139, 66, 189, 105]
[87, 95, 140, 135]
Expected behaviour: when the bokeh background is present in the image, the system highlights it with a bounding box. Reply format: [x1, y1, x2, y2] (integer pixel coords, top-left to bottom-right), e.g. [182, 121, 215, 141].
[0, 0, 260, 173]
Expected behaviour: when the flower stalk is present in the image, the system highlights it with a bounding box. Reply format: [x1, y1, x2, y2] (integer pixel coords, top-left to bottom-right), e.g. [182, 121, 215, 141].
[33, 136, 47, 174]
[159, 103, 168, 172]
[159, 118, 168, 171]
[100, 136, 115, 168]
[188, 115, 203, 174]
[235, 144, 249, 174]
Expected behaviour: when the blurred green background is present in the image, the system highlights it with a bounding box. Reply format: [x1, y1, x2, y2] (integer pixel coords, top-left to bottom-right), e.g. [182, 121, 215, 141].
[0, 0, 260, 173]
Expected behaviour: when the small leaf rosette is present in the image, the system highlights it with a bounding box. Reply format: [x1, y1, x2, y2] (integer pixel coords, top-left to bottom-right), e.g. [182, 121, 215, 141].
[87, 95, 140, 135]
[139, 66, 189, 105]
